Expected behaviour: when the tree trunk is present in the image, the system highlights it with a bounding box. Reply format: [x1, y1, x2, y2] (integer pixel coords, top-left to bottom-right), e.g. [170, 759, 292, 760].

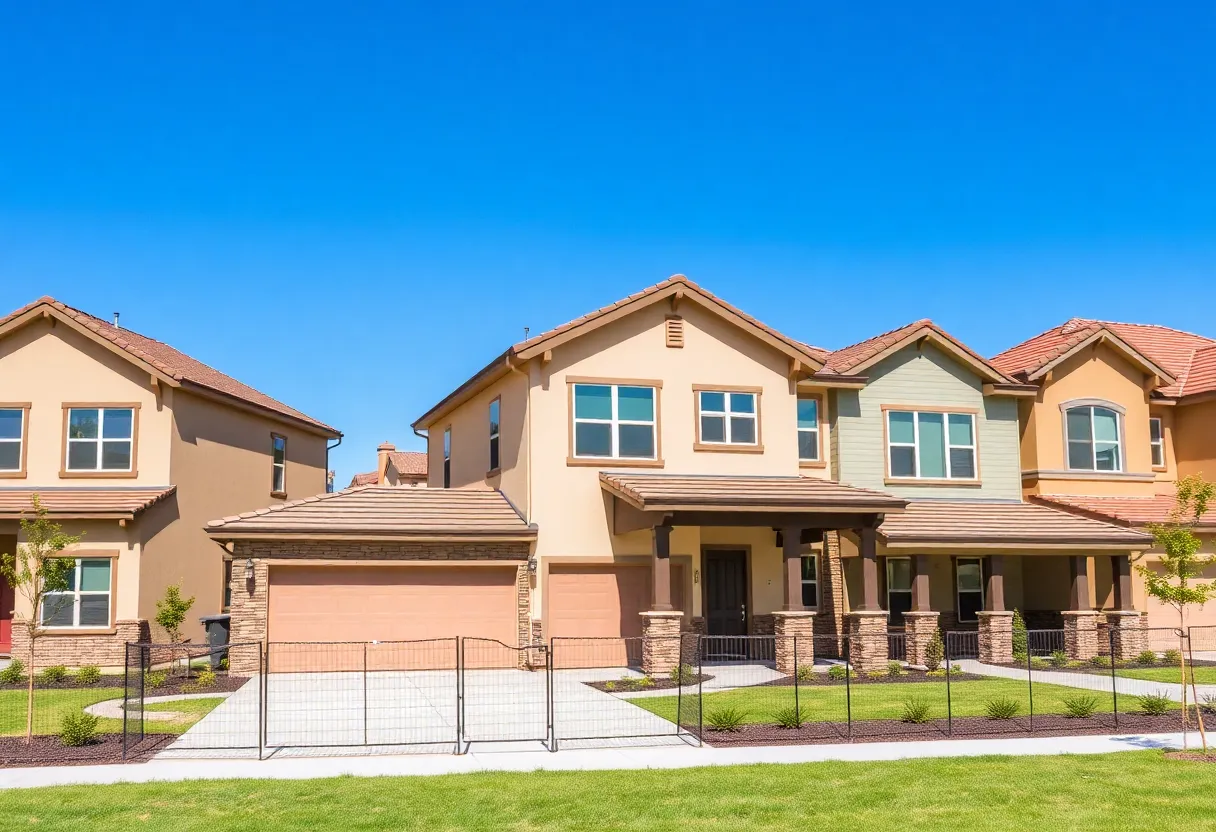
[1179, 608, 1189, 747]
[25, 632, 34, 745]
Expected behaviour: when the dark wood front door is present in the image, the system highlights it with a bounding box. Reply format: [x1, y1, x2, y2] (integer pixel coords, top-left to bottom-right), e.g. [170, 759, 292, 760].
[704, 549, 748, 636]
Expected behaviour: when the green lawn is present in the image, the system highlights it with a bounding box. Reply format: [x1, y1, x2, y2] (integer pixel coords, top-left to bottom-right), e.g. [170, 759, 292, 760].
[1, 689, 224, 736]
[1116, 666, 1216, 684]
[635, 678, 1175, 725]
[0, 751, 1212, 830]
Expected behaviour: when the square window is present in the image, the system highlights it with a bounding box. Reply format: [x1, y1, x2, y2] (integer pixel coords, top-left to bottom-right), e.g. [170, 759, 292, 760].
[572, 384, 658, 460]
[0, 409, 22, 440]
[798, 431, 818, 461]
[68, 442, 98, 471]
[0, 443, 19, 471]
[700, 415, 726, 443]
[69, 409, 99, 440]
[616, 387, 654, 422]
[890, 446, 916, 478]
[729, 416, 756, 444]
[618, 424, 655, 458]
[575, 422, 613, 457]
[574, 385, 613, 420]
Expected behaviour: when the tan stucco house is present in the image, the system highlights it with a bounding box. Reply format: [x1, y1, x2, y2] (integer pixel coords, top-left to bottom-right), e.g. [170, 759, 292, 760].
[0, 297, 339, 667]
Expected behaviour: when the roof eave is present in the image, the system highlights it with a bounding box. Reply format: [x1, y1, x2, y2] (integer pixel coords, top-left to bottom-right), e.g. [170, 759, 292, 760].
[179, 381, 341, 438]
[412, 349, 516, 431]
[1026, 329, 1178, 387]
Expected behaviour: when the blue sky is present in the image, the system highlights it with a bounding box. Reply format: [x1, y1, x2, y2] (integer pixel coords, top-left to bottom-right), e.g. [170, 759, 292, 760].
[1, 3, 1213, 483]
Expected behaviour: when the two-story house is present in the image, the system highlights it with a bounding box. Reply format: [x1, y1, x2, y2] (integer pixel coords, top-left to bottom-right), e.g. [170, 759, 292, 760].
[210, 277, 1151, 676]
[0, 297, 339, 668]
[992, 319, 1216, 630]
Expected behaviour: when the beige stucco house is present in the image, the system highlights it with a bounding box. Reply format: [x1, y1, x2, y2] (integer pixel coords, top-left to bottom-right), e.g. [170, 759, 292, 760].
[0, 297, 339, 668]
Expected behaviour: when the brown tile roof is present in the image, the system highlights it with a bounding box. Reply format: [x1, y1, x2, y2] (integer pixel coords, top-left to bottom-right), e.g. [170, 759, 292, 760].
[877, 500, 1152, 547]
[388, 451, 428, 476]
[600, 473, 907, 513]
[348, 471, 379, 487]
[992, 318, 1216, 398]
[206, 485, 535, 540]
[1029, 493, 1216, 530]
[0, 487, 176, 520]
[819, 319, 1016, 382]
[1, 297, 338, 434]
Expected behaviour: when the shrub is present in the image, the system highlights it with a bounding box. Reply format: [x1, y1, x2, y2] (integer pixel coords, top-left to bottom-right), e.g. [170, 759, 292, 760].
[635, 676, 655, 689]
[1163, 649, 1183, 666]
[1089, 655, 1112, 669]
[182, 668, 217, 693]
[1049, 650, 1069, 668]
[145, 670, 169, 688]
[771, 706, 805, 729]
[0, 659, 26, 685]
[705, 707, 746, 732]
[887, 660, 905, 678]
[59, 712, 99, 747]
[1011, 609, 1028, 658]
[901, 697, 932, 724]
[603, 681, 616, 692]
[1029, 657, 1048, 670]
[950, 663, 962, 674]
[984, 697, 1021, 720]
[1201, 693, 1216, 715]
[827, 664, 854, 681]
[924, 629, 944, 671]
[39, 665, 68, 684]
[1138, 692, 1172, 716]
[925, 669, 946, 677]
[796, 664, 814, 682]
[74, 665, 102, 686]
[218, 657, 229, 671]
[1136, 650, 1158, 666]
[1063, 694, 1099, 718]
[866, 670, 887, 680]
[670, 664, 697, 686]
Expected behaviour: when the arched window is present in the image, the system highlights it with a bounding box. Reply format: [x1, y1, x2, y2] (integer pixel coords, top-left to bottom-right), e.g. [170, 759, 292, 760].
[1064, 403, 1123, 471]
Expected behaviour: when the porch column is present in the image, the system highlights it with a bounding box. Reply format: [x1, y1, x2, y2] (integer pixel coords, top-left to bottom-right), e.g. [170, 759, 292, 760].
[977, 555, 1014, 664]
[641, 522, 682, 676]
[904, 555, 940, 668]
[773, 526, 816, 674]
[847, 523, 888, 673]
[1107, 554, 1146, 660]
[1063, 555, 1100, 661]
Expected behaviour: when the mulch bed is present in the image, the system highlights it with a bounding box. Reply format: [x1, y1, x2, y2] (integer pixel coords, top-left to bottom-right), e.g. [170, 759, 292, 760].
[761, 669, 987, 686]
[696, 712, 1186, 747]
[1165, 752, 1216, 763]
[0, 733, 176, 767]
[585, 674, 714, 693]
[0, 674, 250, 696]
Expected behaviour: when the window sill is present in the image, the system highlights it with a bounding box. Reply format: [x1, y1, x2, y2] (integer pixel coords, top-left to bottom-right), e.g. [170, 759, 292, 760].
[799, 460, 827, 469]
[60, 469, 139, 479]
[1152, 466, 1168, 473]
[0, 470, 27, 478]
[884, 477, 982, 487]
[40, 627, 118, 637]
[270, 491, 288, 499]
[566, 457, 665, 469]
[693, 442, 764, 454]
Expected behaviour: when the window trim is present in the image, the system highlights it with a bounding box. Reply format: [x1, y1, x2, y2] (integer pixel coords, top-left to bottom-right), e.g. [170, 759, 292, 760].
[797, 393, 825, 468]
[39, 552, 118, 633]
[801, 553, 819, 610]
[1149, 416, 1166, 471]
[487, 397, 502, 476]
[1060, 399, 1125, 473]
[955, 557, 985, 623]
[0, 403, 31, 479]
[692, 384, 763, 453]
[442, 426, 452, 488]
[270, 433, 287, 497]
[60, 403, 140, 479]
[566, 376, 664, 468]
[881, 405, 981, 485]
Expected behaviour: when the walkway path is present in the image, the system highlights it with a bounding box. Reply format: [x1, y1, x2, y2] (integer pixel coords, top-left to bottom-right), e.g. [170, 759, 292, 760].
[958, 660, 1216, 701]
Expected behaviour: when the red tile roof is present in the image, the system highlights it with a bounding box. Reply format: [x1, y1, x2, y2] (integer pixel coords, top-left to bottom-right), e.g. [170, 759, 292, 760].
[388, 451, 428, 476]
[348, 472, 379, 487]
[819, 319, 1017, 382]
[1030, 493, 1216, 530]
[0, 487, 176, 519]
[879, 499, 1153, 546]
[1, 297, 338, 434]
[599, 472, 907, 512]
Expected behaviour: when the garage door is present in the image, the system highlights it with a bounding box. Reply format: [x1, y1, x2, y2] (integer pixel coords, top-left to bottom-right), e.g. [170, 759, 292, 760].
[547, 563, 684, 668]
[1145, 562, 1216, 631]
[268, 565, 519, 671]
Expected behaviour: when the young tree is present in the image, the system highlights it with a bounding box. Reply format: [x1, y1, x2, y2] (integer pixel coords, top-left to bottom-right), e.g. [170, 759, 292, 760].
[0, 495, 81, 744]
[155, 583, 196, 676]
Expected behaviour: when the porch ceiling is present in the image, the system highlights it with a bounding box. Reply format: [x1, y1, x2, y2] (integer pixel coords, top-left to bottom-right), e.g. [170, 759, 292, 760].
[599, 472, 908, 516]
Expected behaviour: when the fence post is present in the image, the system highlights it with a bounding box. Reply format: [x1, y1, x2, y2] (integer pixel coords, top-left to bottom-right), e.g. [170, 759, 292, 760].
[1026, 643, 1034, 733]
[793, 635, 800, 726]
[363, 642, 369, 746]
[945, 633, 953, 737]
[454, 638, 462, 754]
[458, 638, 466, 752]
[844, 637, 853, 741]
[697, 634, 704, 746]
[1110, 627, 1119, 731]
[258, 644, 266, 761]
[139, 644, 147, 744]
[122, 643, 130, 761]
[548, 637, 557, 753]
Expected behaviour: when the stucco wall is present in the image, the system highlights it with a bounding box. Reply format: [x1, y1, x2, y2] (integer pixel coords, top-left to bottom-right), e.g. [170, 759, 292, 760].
[9, 520, 141, 623]
[1175, 399, 1216, 482]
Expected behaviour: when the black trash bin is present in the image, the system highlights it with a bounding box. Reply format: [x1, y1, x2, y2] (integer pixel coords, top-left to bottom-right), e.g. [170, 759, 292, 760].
[199, 614, 231, 670]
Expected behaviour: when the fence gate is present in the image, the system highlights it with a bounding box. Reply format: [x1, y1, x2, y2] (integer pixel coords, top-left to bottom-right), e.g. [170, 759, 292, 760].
[459, 637, 551, 748]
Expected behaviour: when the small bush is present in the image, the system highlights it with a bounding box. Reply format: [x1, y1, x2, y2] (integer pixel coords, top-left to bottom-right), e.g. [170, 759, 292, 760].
[670, 664, 697, 686]
[901, 697, 932, 724]
[1063, 694, 1099, 718]
[1049, 650, 1069, 668]
[218, 657, 229, 671]
[635, 676, 655, 689]
[924, 629, 944, 672]
[705, 707, 747, 732]
[1136, 650, 1158, 666]
[182, 668, 217, 693]
[1012, 651, 1028, 665]
[795, 664, 814, 682]
[950, 663, 962, 674]
[1089, 655, 1112, 669]
[39, 665, 68, 684]
[59, 712, 99, 747]
[1029, 657, 1048, 670]
[827, 664, 854, 681]
[771, 706, 805, 729]
[1201, 693, 1216, 715]
[145, 670, 169, 688]
[866, 670, 887, 680]
[1163, 649, 1183, 666]
[1065, 660, 1086, 669]
[887, 660, 905, 678]
[74, 665, 102, 686]
[603, 681, 616, 692]
[925, 669, 946, 677]
[0, 659, 26, 685]
[985, 697, 1021, 720]
[1138, 692, 1172, 716]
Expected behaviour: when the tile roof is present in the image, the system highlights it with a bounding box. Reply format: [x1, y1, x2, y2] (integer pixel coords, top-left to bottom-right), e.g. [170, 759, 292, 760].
[819, 319, 1016, 382]
[992, 318, 1216, 398]
[599, 473, 907, 513]
[877, 500, 1152, 547]
[388, 451, 428, 476]
[0, 486, 176, 519]
[1, 297, 338, 434]
[206, 485, 535, 539]
[1029, 493, 1216, 530]
[348, 471, 379, 487]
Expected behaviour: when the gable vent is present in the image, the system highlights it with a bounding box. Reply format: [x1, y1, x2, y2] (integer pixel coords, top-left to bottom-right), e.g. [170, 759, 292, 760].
[665, 316, 685, 348]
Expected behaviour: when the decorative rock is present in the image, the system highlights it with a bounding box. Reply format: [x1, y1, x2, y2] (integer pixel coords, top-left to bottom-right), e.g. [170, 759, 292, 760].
[772, 611, 816, 674]
[846, 611, 889, 672]
[1063, 611, 1103, 661]
[903, 611, 940, 667]
[978, 611, 1015, 664]
[1106, 611, 1148, 660]
[640, 611, 684, 677]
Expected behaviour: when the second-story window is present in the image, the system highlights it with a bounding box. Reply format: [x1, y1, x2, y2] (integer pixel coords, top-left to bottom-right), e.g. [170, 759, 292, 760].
[696, 390, 758, 446]
[488, 398, 501, 472]
[1065, 405, 1122, 471]
[572, 383, 657, 459]
[797, 397, 820, 462]
[1150, 417, 1165, 468]
[0, 407, 26, 473]
[443, 427, 452, 488]
[271, 434, 286, 494]
[65, 406, 135, 472]
[887, 410, 976, 480]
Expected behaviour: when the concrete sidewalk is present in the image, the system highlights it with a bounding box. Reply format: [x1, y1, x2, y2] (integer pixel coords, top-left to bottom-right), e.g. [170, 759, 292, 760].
[0, 731, 1187, 790]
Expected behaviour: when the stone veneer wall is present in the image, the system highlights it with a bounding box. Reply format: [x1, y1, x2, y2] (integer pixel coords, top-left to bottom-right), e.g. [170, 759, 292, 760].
[11, 620, 150, 671]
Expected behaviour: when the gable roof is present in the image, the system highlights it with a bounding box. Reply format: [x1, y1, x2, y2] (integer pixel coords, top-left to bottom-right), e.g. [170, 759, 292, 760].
[348, 450, 429, 487]
[0, 297, 339, 435]
[877, 499, 1152, 548]
[819, 319, 1022, 385]
[1029, 493, 1216, 531]
[413, 276, 829, 428]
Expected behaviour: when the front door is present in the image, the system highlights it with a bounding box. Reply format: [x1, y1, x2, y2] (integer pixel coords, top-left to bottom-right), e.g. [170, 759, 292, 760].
[704, 549, 748, 636]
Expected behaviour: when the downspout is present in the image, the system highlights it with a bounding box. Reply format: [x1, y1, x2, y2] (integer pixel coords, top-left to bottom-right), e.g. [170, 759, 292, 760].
[326, 435, 342, 492]
[506, 358, 532, 524]
[413, 425, 430, 485]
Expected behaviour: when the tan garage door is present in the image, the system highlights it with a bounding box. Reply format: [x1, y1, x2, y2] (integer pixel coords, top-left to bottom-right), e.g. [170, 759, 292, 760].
[548, 563, 684, 668]
[268, 565, 519, 671]
[1145, 562, 1216, 632]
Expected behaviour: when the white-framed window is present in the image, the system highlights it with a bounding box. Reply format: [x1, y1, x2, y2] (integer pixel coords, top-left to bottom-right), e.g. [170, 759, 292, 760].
[271, 434, 286, 494]
[66, 407, 134, 472]
[0, 407, 25, 472]
[801, 555, 818, 608]
[1065, 405, 1122, 471]
[886, 557, 912, 627]
[443, 427, 452, 488]
[887, 410, 977, 480]
[1150, 417, 1165, 468]
[41, 558, 112, 629]
[797, 397, 820, 461]
[572, 383, 657, 459]
[697, 390, 757, 446]
[488, 398, 501, 471]
[956, 558, 984, 622]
